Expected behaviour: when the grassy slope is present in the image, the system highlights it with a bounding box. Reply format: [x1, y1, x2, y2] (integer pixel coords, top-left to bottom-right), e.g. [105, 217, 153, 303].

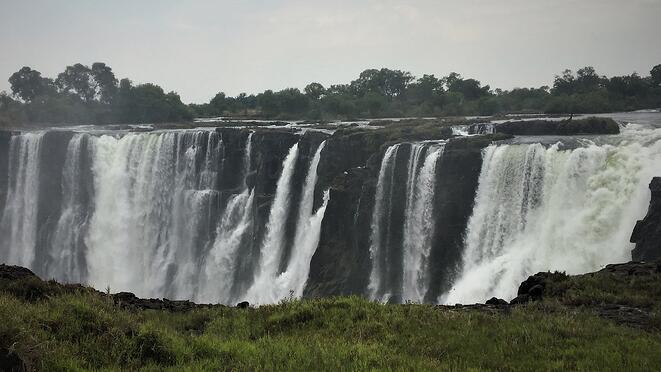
[2, 263, 661, 371]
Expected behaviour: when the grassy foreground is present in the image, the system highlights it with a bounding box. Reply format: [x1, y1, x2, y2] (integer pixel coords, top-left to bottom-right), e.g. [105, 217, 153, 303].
[1, 263, 660, 371]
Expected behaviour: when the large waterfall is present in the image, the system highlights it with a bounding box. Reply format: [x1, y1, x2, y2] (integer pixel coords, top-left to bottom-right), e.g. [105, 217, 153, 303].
[443, 129, 661, 303]
[0, 129, 330, 305]
[2, 114, 661, 306]
[368, 141, 446, 303]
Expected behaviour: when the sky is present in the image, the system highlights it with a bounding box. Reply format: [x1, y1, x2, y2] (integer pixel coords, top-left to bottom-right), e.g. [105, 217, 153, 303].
[1, 0, 660, 103]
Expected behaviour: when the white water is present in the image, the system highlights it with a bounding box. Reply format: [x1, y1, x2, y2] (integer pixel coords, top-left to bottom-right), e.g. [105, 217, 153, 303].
[443, 127, 661, 304]
[274, 141, 329, 301]
[48, 134, 89, 283]
[402, 143, 445, 302]
[246, 141, 330, 304]
[368, 142, 446, 303]
[367, 145, 400, 302]
[85, 131, 222, 297]
[198, 133, 255, 304]
[245, 142, 300, 302]
[0, 132, 44, 267]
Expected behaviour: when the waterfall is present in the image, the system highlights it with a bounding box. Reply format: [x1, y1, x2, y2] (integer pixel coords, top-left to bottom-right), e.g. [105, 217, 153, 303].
[275, 141, 329, 300]
[402, 143, 445, 303]
[48, 134, 90, 283]
[443, 139, 661, 304]
[368, 142, 446, 303]
[245, 141, 330, 304]
[367, 145, 400, 302]
[198, 133, 255, 304]
[0, 132, 44, 268]
[85, 131, 222, 298]
[245, 142, 300, 302]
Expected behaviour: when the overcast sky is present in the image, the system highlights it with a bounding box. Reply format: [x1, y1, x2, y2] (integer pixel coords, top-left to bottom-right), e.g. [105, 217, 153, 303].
[1, 0, 660, 103]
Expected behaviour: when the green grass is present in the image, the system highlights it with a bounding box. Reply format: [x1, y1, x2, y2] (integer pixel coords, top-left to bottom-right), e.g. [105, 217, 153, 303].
[1, 290, 660, 371]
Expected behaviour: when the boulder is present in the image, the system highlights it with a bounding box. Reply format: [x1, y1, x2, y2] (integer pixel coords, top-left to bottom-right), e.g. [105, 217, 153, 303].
[485, 297, 508, 306]
[236, 301, 250, 309]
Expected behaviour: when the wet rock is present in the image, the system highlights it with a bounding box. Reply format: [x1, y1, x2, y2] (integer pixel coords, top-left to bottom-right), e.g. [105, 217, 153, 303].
[631, 177, 661, 261]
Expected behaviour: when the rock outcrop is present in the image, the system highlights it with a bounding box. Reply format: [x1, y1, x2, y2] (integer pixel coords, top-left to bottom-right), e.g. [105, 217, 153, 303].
[469, 117, 620, 136]
[630, 177, 661, 261]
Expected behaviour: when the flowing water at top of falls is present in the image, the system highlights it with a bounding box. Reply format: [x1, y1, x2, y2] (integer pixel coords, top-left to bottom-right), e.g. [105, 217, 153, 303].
[368, 141, 446, 303]
[443, 124, 661, 304]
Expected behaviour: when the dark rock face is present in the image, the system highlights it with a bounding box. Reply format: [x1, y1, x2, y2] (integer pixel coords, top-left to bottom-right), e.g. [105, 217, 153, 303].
[306, 131, 509, 299]
[491, 117, 620, 136]
[631, 177, 661, 261]
[425, 136, 503, 302]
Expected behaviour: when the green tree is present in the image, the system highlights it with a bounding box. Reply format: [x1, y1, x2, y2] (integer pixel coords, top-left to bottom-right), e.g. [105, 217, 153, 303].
[56, 63, 96, 102]
[209, 92, 228, 115]
[351, 68, 413, 98]
[304, 82, 326, 100]
[8, 67, 54, 102]
[91, 62, 118, 104]
[651, 64, 661, 87]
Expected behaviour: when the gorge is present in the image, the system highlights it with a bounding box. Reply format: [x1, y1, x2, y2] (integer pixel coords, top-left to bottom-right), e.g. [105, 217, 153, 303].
[1, 113, 660, 306]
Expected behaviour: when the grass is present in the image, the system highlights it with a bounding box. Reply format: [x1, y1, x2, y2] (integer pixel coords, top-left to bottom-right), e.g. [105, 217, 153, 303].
[1, 288, 661, 371]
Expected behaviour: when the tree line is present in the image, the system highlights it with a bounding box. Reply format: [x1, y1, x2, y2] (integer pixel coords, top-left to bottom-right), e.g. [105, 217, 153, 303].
[0, 63, 191, 126]
[1, 63, 660, 126]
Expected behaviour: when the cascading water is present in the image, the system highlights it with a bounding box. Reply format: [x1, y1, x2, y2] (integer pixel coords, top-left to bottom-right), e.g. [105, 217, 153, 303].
[245, 142, 300, 302]
[274, 141, 329, 301]
[368, 141, 446, 303]
[0, 128, 332, 305]
[0, 132, 45, 268]
[443, 132, 661, 304]
[245, 141, 330, 304]
[48, 134, 91, 283]
[198, 132, 255, 304]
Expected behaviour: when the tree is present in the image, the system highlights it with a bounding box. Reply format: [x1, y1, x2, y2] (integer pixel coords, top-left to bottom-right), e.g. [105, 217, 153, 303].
[304, 82, 325, 100]
[56, 63, 96, 102]
[350, 68, 413, 98]
[276, 88, 309, 115]
[91, 62, 118, 104]
[651, 64, 661, 87]
[209, 92, 228, 115]
[552, 69, 576, 95]
[8, 67, 54, 102]
[575, 66, 601, 92]
[444, 73, 490, 101]
[407, 74, 444, 103]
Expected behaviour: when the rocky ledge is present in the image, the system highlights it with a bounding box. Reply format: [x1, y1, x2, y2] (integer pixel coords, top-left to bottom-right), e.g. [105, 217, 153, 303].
[469, 117, 620, 136]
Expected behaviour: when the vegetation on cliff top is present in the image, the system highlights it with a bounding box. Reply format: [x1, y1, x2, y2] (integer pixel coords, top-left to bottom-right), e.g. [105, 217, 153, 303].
[1, 261, 660, 371]
[1, 63, 660, 127]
